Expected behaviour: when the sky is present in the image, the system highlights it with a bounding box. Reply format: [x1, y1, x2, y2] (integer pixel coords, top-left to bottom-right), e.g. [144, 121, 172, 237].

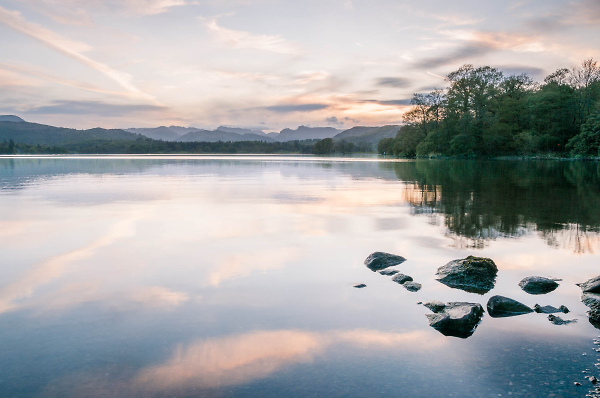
[0, 0, 598, 131]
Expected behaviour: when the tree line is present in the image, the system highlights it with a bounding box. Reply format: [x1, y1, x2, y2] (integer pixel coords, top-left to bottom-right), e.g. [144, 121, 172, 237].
[378, 59, 600, 157]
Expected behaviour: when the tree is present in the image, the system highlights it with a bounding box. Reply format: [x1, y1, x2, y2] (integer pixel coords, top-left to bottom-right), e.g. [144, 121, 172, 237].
[377, 138, 394, 155]
[567, 111, 600, 156]
[313, 138, 334, 154]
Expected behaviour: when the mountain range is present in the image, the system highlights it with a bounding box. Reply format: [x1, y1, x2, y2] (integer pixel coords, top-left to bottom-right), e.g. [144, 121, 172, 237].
[0, 116, 400, 147]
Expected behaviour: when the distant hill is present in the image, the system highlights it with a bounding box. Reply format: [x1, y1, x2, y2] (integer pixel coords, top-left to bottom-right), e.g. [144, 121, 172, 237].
[0, 115, 25, 123]
[333, 125, 400, 145]
[179, 129, 276, 143]
[216, 126, 266, 136]
[0, 121, 140, 146]
[168, 126, 202, 135]
[277, 126, 341, 142]
[125, 126, 182, 141]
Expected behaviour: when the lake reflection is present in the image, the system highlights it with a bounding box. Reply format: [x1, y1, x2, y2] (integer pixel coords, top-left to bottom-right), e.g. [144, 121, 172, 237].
[1, 156, 599, 398]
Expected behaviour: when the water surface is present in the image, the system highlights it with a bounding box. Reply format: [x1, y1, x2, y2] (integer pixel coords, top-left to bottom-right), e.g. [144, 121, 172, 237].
[1, 156, 599, 397]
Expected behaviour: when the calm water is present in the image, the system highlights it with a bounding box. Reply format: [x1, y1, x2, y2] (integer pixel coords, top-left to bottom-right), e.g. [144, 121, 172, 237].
[1, 156, 600, 398]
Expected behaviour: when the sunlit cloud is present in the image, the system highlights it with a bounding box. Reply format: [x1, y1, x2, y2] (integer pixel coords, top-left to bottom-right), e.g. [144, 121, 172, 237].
[0, 5, 155, 101]
[202, 16, 302, 55]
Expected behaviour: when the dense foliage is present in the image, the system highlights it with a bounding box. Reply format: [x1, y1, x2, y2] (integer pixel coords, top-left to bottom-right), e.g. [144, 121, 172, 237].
[379, 59, 600, 157]
[57, 138, 318, 154]
[0, 139, 68, 154]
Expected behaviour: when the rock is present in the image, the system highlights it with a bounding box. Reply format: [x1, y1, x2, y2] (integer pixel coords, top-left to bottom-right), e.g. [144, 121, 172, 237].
[403, 281, 421, 292]
[487, 295, 533, 318]
[533, 304, 570, 314]
[578, 275, 600, 293]
[426, 302, 484, 339]
[378, 269, 399, 276]
[582, 293, 600, 321]
[588, 376, 599, 385]
[364, 252, 406, 271]
[548, 314, 577, 325]
[518, 276, 560, 295]
[353, 283, 367, 288]
[575, 382, 581, 386]
[391, 273, 413, 284]
[422, 300, 446, 313]
[435, 256, 498, 294]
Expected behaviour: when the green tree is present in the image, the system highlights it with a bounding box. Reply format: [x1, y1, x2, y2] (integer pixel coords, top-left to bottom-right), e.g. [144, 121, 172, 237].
[313, 138, 334, 154]
[567, 111, 600, 156]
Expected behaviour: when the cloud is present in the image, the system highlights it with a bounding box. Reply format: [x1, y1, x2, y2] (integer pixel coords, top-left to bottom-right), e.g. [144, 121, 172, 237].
[265, 103, 329, 113]
[363, 99, 412, 106]
[25, 100, 168, 116]
[375, 77, 412, 88]
[0, 6, 154, 101]
[203, 17, 301, 55]
[413, 30, 545, 69]
[325, 116, 343, 126]
[498, 65, 546, 79]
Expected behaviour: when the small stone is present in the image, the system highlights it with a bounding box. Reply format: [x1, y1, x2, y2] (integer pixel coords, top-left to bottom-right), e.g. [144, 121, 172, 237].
[518, 276, 560, 295]
[392, 273, 413, 284]
[353, 283, 367, 288]
[548, 314, 577, 325]
[364, 252, 406, 271]
[575, 382, 581, 386]
[560, 305, 570, 313]
[403, 281, 422, 292]
[487, 296, 533, 318]
[426, 302, 485, 339]
[378, 269, 399, 276]
[435, 256, 498, 294]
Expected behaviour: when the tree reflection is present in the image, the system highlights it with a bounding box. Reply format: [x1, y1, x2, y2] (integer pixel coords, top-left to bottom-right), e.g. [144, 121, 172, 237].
[385, 160, 600, 253]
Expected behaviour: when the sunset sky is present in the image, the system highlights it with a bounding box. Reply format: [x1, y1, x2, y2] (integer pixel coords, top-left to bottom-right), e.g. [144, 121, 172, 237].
[0, 0, 598, 130]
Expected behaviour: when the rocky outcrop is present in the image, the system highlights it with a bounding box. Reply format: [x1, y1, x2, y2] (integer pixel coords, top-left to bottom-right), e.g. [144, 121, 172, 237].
[378, 269, 399, 276]
[582, 293, 600, 321]
[392, 273, 413, 284]
[518, 276, 560, 295]
[578, 275, 600, 293]
[403, 281, 422, 292]
[364, 252, 406, 271]
[425, 302, 484, 338]
[422, 300, 446, 313]
[435, 256, 498, 294]
[533, 304, 569, 314]
[486, 295, 533, 318]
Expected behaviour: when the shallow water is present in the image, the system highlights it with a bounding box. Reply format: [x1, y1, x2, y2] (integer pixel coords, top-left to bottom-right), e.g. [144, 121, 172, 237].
[1, 156, 599, 398]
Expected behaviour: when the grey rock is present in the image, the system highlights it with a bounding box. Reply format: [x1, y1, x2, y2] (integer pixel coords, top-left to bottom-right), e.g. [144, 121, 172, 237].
[548, 314, 577, 325]
[426, 302, 484, 339]
[422, 300, 446, 313]
[435, 256, 498, 294]
[392, 273, 413, 284]
[533, 304, 570, 314]
[582, 292, 600, 321]
[364, 252, 406, 271]
[403, 281, 422, 292]
[353, 283, 367, 288]
[378, 269, 399, 276]
[487, 295, 533, 318]
[578, 275, 600, 293]
[518, 276, 560, 295]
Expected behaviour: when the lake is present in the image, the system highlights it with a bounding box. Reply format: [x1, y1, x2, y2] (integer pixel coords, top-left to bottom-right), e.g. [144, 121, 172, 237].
[1, 156, 599, 398]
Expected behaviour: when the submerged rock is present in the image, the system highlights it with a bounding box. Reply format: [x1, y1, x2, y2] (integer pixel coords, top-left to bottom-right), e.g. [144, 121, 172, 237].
[353, 283, 367, 288]
[378, 269, 399, 276]
[426, 302, 484, 339]
[582, 293, 600, 321]
[548, 314, 577, 325]
[423, 300, 446, 313]
[487, 295, 533, 318]
[364, 252, 406, 271]
[435, 256, 498, 294]
[391, 273, 413, 284]
[578, 275, 600, 294]
[533, 304, 570, 314]
[518, 276, 560, 295]
[403, 281, 422, 292]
